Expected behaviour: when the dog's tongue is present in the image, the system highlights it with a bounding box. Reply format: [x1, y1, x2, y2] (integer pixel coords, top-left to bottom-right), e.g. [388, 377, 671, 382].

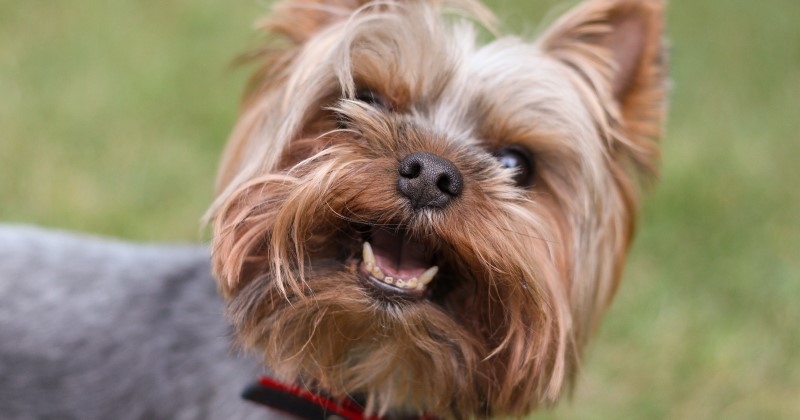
[370, 229, 431, 279]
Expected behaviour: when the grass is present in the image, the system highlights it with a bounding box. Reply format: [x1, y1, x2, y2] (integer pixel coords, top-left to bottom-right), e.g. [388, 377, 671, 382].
[1, 0, 798, 418]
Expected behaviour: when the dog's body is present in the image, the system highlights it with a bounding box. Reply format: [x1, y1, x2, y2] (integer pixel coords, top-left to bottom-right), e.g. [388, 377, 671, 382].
[1, 0, 667, 418]
[0, 226, 269, 419]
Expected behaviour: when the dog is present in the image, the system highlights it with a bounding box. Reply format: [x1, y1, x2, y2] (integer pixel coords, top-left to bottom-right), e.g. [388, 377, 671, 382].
[208, 0, 667, 418]
[0, 0, 666, 419]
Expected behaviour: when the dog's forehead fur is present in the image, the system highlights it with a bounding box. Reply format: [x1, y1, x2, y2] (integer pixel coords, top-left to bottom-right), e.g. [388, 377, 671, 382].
[280, 3, 602, 167]
[218, 2, 613, 187]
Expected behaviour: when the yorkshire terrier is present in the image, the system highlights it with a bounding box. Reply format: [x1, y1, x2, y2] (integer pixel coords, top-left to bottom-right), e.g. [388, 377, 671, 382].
[0, 0, 665, 418]
[209, 0, 668, 418]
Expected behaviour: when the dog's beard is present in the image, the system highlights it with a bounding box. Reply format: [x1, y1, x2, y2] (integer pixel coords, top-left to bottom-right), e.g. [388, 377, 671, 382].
[209, 0, 666, 417]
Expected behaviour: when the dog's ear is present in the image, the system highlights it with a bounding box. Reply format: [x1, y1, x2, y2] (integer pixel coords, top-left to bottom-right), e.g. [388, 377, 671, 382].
[539, 0, 667, 175]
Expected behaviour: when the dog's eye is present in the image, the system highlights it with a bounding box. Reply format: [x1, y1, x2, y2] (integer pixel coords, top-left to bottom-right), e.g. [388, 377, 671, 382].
[354, 89, 389, 109]
[494, 146, 535, 187]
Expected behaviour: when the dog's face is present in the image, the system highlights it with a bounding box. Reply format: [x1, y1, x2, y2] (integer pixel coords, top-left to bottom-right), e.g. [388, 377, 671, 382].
[209, 0, 667, 417]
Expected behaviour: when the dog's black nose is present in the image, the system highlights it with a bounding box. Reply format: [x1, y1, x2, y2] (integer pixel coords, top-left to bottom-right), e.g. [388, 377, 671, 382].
[398, 152, 463, 209]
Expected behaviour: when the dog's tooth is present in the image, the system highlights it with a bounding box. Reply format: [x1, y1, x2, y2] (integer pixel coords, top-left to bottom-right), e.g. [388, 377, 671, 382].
[384, 276, 394, 285]
[405, 277, 419, 289]
[395, 279, 406, 288]
[362, 241, 375, 270]
[370, 265, 385, 280]
[418, 266, 439, 286]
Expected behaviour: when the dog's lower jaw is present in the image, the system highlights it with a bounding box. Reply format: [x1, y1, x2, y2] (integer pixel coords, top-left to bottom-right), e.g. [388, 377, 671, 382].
[226, 267, 493, 418]
[357, 229, 440, 299]
[223, 226, 572, 418]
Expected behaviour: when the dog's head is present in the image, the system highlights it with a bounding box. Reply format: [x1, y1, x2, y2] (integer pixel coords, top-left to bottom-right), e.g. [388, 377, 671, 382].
[208, 0, 667, 417]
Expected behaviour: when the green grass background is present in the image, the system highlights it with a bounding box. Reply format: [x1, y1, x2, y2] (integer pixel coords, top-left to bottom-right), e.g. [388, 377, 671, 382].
[1, 0, 798, 418]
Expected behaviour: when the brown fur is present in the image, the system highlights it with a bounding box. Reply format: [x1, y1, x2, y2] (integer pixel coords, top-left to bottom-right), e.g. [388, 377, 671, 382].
[207, 0, 668, 417]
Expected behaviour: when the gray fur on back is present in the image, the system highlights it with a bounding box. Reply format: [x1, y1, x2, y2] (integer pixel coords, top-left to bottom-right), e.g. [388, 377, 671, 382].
[0, 225, 271, 419]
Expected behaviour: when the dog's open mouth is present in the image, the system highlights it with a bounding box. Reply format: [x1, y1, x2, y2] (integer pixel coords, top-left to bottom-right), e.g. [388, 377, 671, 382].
[357, 228, 439, 299]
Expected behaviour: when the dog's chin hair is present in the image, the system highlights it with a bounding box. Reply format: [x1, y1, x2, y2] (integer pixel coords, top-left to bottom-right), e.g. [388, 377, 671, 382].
[229, 272, 485, 416]
[208, 0, 667, 417]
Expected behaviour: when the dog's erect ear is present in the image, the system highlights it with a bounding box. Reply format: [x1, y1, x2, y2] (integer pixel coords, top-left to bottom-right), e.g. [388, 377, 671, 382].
[539, 0, 667, 175]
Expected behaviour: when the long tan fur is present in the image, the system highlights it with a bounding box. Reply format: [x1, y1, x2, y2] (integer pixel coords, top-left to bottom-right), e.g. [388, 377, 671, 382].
[208, 0, 667, 417]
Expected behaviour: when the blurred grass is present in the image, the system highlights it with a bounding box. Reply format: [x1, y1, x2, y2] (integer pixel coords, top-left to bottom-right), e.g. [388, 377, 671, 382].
[1, 0, 798, 418]
[0, 0, 261, 239]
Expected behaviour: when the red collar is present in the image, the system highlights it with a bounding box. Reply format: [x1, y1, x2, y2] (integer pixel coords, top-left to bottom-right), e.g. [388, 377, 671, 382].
[242, 376, 438, 420]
